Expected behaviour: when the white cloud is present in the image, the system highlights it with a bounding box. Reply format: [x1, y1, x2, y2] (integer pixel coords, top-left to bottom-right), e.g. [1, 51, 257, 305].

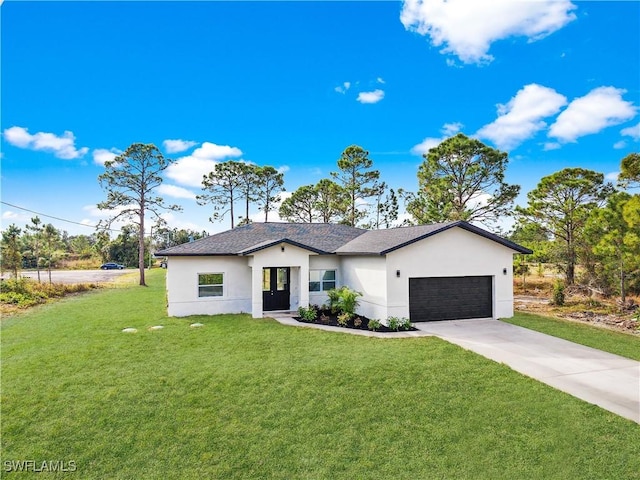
[2, 210, 20, 220]
[165, 141, 243, 188]
[357, 89, 385, 104]
[3, 126, 88, 159]
[400, 0, 577, 64]
[442, 122, 463, 136]
[93, 148, 121, 166]
[377, 77, 385, 84]
[543, 142, 561, 151]
[163, 139, 198, 154]
[277, 166, 290, 174]
[335, 81, 351, 94]
[621, 122, 640, 141]
[410, 122, 463, 156]
[411, 137, 443, 156]
[613, 140, 627, 150]
[158, 212, 206, 233]
[157, 184, 197, 200]
[605, 171, 620, 181]
[477, 84, 567, 150]
[548, 87, 638, 142]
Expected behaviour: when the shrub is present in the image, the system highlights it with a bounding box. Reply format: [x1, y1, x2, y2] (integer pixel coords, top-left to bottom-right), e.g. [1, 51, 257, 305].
[552, 280, 565, 306]
[387, 316, 400, 331]
[337, 312, 350, 327]
[387, 316, 412, 331]
[298, 305, 318, 322]
[367, 318, 381, 332]
[327, 289, 341, 314]
[319, 313, 330, 324]
[326, 286, 362, 317]
[353, 317, 362, 328]
[398, 317, 413, 331]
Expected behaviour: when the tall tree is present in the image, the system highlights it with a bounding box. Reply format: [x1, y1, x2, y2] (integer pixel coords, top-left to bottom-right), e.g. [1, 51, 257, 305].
[516, 168, 613, 285]
[1, 224, 23, 278]
[26, 216, 43, 282]
[41, 223, 61, 284]
[408, 133, 520, 226]
[584, 192, 640, 303]
[279, 185, 317, 223]
[198, 160, 245, 229]
[255, 166, 284, 222]
[370, 182, 399, 229]
[331, 145, 380, 227]
[314, 179, 345, 223]
[618, 152, 639, 189]
[98, 143, 181, 286]
[237, 163, 259, 224]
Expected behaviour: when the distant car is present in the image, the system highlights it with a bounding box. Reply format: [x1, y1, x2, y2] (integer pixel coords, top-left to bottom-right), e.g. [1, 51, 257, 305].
[100, 262, 125, 270]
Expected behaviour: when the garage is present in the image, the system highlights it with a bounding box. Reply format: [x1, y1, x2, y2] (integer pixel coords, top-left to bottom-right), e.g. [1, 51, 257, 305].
[409, 276, 493, 322]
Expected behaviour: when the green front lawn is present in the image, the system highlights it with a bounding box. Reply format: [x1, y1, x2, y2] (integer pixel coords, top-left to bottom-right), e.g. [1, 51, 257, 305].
[2, 270, 638, 479]
[504, 312, 640, 361]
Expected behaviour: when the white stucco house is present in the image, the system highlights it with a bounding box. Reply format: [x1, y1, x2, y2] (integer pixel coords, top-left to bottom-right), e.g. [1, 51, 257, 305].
[156, 221, 531, 322]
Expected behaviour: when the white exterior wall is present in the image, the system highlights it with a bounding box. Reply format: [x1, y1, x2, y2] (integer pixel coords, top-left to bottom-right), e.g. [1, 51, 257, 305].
[339, 255, 388, 320]
[166, 256, 252, 317]
[385, 227, 516, 319]
[308, 255, 342, 307]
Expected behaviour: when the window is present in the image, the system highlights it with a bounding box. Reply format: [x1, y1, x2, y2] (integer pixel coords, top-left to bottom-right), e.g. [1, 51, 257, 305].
[198, 273, 223, 297]
[309, 269, 336, 292]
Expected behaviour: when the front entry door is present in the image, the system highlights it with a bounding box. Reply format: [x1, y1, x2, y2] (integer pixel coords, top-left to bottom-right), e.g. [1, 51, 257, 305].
[262, 267, 290, 311]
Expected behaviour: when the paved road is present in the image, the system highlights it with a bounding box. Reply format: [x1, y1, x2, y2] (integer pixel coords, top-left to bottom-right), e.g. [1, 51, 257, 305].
[3, 269, 134, 284]
[415, 318, 640, 424]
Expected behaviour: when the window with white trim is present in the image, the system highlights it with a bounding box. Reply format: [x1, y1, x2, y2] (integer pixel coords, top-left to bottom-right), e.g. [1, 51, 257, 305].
[198, 273, 224, 297]
[309, 269, 336, 292]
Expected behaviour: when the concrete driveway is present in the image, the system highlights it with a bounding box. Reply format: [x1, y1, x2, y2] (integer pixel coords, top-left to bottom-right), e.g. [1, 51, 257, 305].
[415, 319, 640, 424]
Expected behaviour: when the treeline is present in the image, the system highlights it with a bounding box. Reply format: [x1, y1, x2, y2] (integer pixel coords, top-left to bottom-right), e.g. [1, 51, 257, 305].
[0, 222, 207, 280]
[1, 134, 638, 301]
[196, 145, 398, 229]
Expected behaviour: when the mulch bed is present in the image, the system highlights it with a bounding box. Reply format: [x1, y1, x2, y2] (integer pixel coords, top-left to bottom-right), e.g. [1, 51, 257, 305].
[294, 310, 417, 333]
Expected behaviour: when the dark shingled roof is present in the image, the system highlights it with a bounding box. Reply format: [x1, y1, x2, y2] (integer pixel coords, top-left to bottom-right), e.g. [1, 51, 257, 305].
[156, 221, 532, 256]
[335, 221, 532, 255]
[155, 223, 367, 256]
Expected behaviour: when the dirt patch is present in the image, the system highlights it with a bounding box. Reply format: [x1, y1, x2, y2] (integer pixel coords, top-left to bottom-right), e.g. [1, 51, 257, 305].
[514, 292, 639, 335]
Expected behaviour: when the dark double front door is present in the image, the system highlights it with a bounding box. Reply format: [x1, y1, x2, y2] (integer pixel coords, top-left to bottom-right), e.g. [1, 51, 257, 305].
[262, 267, 290, 311]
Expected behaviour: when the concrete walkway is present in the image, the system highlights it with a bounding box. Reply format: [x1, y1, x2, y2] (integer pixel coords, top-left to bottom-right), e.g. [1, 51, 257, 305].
[415, 319, 640, 424]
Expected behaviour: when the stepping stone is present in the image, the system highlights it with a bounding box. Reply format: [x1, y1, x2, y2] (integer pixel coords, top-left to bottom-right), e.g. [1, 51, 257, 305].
[121, 328, 137, 333]
[149, 325, 164, 331]
[190, 323, 204, 328]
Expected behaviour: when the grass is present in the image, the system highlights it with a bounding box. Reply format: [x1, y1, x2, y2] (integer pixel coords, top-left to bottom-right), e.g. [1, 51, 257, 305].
[504, 312, 640, 361]
[2, 270, 639, 479]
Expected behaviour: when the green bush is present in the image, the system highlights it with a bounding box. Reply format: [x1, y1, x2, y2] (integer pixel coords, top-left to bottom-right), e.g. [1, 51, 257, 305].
[367, 318, 381, 331]
[0, 292, 38, 307]
[337, 312, 350, 327]
[327, 289, 341, 314]
[297, 305, 318, 322]
[326, 286, 362, 317]
[387, 316, 413, 331]
[0, 277, 98, 310]
[552, 280, 565, 306]
[387, 316, 400, 331]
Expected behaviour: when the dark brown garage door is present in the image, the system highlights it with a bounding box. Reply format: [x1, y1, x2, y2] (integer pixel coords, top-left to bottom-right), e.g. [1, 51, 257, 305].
[409, 276, 492, 322]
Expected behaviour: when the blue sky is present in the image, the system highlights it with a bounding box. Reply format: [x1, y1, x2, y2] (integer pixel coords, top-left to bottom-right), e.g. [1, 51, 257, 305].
[1, 0, 639, 236]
